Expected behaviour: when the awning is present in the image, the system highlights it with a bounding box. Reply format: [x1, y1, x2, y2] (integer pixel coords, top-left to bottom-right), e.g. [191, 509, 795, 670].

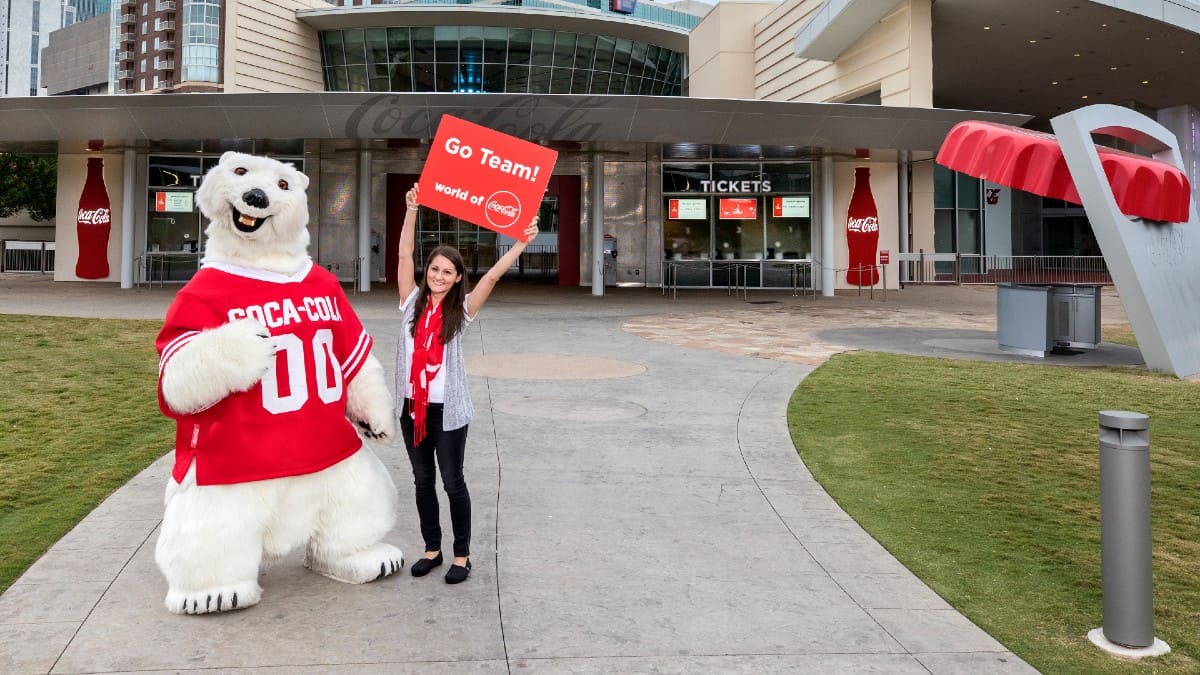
[936, 120, 1191, 223]
[0, 92, 1030, 155]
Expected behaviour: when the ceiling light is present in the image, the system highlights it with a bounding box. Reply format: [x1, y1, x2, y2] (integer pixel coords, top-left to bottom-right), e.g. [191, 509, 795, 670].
[1142, 80, 1149, 84]
[1074, 53, 1081, 57]
[1029, 39, 1038, 44]
[1051, 81, 1059, 85]
[983, 26, 990, 30]
[1081, 95, 1089, 99]
[1110, 66, 1118, 70]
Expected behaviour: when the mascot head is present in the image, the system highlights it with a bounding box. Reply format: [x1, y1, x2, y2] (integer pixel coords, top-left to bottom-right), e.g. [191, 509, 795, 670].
[196, 151, 311, 275]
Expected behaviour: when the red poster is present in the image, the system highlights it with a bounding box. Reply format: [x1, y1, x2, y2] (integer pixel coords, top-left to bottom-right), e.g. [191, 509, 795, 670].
[417, 115, 558, 241]
[719, 198, 757, 219]
[669, 199, 679, 219]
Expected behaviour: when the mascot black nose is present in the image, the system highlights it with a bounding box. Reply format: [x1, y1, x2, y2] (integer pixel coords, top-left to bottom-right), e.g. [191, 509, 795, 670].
[242, 188, 269, 209]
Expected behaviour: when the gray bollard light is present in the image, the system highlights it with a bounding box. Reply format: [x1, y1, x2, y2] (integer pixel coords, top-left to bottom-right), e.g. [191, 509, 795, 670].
[1097, 410, 1153, 649]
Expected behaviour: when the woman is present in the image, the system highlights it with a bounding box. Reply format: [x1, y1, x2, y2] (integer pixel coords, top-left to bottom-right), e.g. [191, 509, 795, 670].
[395, 184, 539, 584]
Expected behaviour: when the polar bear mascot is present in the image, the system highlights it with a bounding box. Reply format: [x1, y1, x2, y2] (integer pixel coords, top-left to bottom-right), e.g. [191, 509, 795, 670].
[153, 151, 402, 615]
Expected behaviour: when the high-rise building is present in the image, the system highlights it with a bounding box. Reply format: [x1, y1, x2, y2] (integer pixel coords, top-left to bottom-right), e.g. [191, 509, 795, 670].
[63, 0, 114, 25]
[0, 0, 67, 96]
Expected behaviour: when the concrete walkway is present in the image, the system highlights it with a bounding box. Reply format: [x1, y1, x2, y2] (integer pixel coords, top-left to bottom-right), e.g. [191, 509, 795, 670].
[0, 276, 1140, 674]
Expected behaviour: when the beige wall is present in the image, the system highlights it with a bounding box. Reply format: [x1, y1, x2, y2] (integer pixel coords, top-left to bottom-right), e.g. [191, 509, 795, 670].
[224, 0, 327, 93]
[688, 1, 775, 99]
[54, 154, 125, 282]
[755, 0, 932, 107]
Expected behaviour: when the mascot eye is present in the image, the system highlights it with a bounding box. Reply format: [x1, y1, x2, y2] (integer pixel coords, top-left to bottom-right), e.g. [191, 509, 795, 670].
[278, 179, 289, 190]
[234, 167, 247, 176]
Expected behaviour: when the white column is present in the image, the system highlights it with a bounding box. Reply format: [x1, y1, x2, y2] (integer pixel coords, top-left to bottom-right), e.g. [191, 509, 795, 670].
[821, 155, 835, 297]
[591, 153, 605, 297]
[357, 149, 371, 293]
[120, 149, 136, 289]
[898, 149, 910, 283]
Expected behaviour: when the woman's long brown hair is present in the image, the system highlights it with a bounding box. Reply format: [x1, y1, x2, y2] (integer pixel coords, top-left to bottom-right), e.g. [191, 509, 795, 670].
[410, 245, 470, 344]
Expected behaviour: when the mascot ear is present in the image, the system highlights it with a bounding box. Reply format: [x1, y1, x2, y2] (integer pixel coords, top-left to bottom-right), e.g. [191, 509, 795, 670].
[219, 150, 241, 165]
[288, 165, 310, 192]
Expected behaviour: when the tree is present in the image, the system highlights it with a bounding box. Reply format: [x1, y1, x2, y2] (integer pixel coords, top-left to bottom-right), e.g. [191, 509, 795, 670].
[0, 153, 57, 222]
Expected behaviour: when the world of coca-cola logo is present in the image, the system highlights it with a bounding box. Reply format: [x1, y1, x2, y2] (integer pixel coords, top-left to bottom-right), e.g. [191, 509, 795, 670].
[847, 216, 879, 233]
[78, 208, 111, 225]
[484, 191, 521, 230]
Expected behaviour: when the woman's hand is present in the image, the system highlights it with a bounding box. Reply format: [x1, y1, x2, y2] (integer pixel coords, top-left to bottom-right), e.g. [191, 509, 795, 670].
[520, 217, 540, 244]
[406, 184, 420, 210]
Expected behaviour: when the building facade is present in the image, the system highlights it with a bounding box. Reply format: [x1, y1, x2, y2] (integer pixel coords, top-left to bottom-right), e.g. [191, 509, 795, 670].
[22, 0, 1200, 294]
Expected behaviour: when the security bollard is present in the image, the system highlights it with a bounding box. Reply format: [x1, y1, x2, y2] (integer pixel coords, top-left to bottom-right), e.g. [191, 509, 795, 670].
[1097, 410, 1153, 648]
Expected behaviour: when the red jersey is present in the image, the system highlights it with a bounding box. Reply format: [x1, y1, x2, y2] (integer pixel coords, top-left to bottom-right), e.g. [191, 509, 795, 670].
[156, 261, 373, 485]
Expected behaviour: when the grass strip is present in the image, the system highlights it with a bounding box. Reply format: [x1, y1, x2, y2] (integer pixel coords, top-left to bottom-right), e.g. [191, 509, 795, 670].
[788, 352, 1198, 674]
[0, 315, 171, 593]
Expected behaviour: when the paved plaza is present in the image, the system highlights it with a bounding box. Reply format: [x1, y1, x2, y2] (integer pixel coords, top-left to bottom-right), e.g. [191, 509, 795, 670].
[0, 275, 1142, 674]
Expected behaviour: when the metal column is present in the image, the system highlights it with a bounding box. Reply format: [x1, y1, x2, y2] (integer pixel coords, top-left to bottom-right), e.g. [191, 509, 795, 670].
[820, 155, 835, 297]
[591, 153, 604, 297]
[120, 149, 136, 289]
[898, 149, 910, 283]
[357, 149, 372, 293]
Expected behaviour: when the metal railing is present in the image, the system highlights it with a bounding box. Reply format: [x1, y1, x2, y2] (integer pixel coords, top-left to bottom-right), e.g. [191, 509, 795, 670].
[321, 257, 362, 293]
[897, 252, 1112, 286]
[1, 240, 55, 273]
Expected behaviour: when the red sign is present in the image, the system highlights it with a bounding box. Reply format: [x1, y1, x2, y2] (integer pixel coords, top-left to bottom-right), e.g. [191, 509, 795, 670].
[719, 198, 757, 219]
[417, 115, 558, 241]
[879, 249, 890, 265]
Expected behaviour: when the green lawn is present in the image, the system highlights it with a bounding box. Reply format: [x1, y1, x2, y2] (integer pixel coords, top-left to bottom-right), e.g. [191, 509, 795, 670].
[789, 352, 1198, 674]
[0, 315, 172, 592]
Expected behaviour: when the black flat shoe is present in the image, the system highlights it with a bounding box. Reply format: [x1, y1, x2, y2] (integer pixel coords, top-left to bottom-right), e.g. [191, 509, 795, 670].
[410, 552, 443, 577]
[445, 559, 472, 584]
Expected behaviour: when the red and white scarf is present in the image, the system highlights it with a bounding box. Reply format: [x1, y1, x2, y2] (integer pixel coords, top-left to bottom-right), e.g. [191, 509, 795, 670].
[409, 300, 445, 445]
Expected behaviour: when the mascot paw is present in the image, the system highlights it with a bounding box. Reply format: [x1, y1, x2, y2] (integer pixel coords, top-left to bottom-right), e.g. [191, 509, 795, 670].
[165, 581, 262, 615]
[305, 543, 404, 584]
[354, 415, 395, 441]
[209, 318, 276, 393]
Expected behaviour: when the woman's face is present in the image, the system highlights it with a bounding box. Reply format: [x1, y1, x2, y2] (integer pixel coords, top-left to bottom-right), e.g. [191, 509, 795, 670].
[426, 254, 462, 299]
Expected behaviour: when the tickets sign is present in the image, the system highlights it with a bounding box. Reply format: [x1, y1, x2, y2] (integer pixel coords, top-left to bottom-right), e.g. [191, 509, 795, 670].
[417, 114, 558, 241]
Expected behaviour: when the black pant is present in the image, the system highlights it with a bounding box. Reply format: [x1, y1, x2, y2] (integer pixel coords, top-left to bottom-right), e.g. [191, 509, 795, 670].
[401, 400, 471, 558]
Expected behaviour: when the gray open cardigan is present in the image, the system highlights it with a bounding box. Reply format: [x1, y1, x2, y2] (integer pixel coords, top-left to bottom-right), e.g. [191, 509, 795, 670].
[394, 288, 474, 431]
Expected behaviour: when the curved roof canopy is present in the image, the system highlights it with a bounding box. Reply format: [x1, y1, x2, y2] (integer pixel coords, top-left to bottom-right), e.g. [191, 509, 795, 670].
[0, 92, 1029, 155]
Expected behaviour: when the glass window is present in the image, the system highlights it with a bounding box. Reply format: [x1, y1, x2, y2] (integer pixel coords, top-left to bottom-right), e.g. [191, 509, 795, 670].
[342, 29, 366, 65]
[346, 64, 368, 91]
[529, 66, 551, 93]
[411, 27, 435, 62]
[957, 173, 980, 208]
[612, 38, 633, 74]
[574, 34, 596, 70]
[387, 28, 411, 62]
[505, 64, 529, 93]
[550, 67, 572, 93]
[553, 32, 576, 68]
[663, 144, 711, 160]
[365, 28, 388, 65]
[593, 36, 616, 73]
[571, 68, 591, 94]
[436, 62, 458, 91]
[715, 214, 763, 260]
[934, 163, 955, 209]
[508, 29, 532, 66]
[663, 200, 711, 261]
[530, 30, 554, 67]
[586, 69, 606, 94]
[713, 145, 761, 159]
[629, 42, 648, 78]
[663, 164, 709, 192]
[766, 210, 811, 260]
[390, 62, 413, 92]
[321, 32, 345, 66]
[483, 63, 506, 93]
[434, 26, 459, 62]
[148, 156, 201, 188]
[483, 27, 508, 63]
[608, 71, 627, 95]
[763, 163, 812, 192]
[412, 63, 436, 92]
[713, 163, 763, 184]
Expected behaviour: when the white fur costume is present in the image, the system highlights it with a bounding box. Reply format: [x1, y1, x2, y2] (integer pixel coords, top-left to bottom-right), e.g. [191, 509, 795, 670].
[154, 152, 402, 615]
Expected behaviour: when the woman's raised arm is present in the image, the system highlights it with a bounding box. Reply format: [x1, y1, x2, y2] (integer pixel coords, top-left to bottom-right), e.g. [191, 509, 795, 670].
[397, 185, 419, 301]
[467, 217, 539, 318]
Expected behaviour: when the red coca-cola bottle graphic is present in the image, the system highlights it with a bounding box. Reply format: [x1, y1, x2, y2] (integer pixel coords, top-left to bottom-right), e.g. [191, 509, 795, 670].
[75, 157, 112, 279]
[845, 166, 880, 286]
